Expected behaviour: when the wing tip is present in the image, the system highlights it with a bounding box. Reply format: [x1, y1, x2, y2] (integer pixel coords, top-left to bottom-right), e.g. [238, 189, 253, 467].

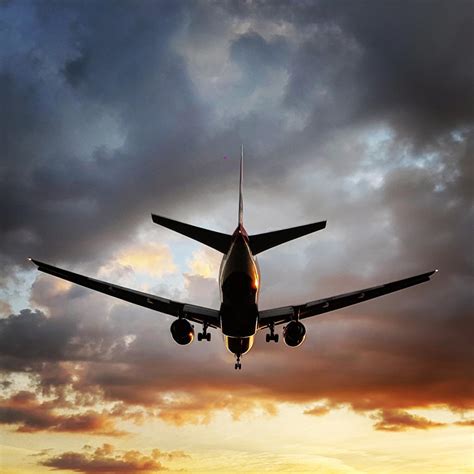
[423, 269, 438, 280]
[28, 258, 47, 269]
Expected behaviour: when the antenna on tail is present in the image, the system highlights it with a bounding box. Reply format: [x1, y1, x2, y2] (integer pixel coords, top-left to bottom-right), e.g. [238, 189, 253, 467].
[238, 144, 244, 226]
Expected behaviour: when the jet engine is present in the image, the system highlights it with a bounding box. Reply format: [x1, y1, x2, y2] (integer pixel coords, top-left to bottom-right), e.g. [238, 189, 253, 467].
[283, 321, 306, 347]
[170, 319, 194, 345]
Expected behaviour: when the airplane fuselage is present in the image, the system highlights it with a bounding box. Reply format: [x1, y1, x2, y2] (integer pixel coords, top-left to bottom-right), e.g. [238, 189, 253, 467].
[219, 224, 260, 357]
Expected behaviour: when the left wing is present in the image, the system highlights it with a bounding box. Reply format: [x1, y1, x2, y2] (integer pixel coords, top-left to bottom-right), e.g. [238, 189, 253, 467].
[258, 270, 437, 328]
[30, 259, 220, 328]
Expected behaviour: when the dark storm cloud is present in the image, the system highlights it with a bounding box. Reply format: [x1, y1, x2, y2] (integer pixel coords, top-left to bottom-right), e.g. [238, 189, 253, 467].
[2, 0, 473, 275]
[0, 309, 74, 364]
[230, 31, 289, 94]
[327, 0, 474, 141]
[0, 0, 209, 274]
[230, 0, 474, 145]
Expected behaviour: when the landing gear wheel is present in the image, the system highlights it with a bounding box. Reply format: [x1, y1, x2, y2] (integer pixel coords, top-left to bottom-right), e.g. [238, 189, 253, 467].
[198, 324, 211, 342]
[266, 324, 278, 343]
[234, 355, 242, 370]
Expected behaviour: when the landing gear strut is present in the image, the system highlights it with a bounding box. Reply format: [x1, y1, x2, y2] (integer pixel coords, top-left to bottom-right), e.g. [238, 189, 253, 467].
[235, 355, 242, 370]
[266, 323, 279, 343]
[197, 323, 211, 341]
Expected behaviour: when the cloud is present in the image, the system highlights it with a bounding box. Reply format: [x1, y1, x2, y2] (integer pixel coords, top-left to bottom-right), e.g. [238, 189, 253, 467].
[454, 419, 474, 427]
[113, 242, 177, 278]
[155, 392, 277, 426]
[0, 1, 208, 276]
[0, 299, 12, 316]
[371, 409, 446, 432]
[39, 444, 183, 473]
[1, 0, 473, 434]
[3, 0, 470, 277]
[0, 309, 75, 366]
[1, 272, 473, 429]
[186, 247, 221, 279]
[0, 391, 124, 436]
[303, 403, 333, 417]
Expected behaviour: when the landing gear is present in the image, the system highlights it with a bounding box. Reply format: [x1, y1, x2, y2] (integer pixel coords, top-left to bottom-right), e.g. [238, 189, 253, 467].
[266, 323, 279, 343]
[197, 323, 211, 341]
[235, 355, 242, 370]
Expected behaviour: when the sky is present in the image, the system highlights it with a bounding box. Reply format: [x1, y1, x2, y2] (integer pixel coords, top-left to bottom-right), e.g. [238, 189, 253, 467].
[1, 0, 473, 473]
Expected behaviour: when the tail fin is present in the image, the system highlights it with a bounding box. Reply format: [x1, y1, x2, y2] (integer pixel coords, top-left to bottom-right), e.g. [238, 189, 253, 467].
[238, 144, 244, 226]
[248, 220, 327, 255]
[152, 214, 232, 253]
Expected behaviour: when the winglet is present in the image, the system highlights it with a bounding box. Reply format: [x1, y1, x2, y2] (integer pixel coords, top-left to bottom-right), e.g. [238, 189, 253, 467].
[238, 144, 244, 226]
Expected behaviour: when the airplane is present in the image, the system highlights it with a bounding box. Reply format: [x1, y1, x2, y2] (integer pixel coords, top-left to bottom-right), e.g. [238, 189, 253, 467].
[29, 146, 437, 369]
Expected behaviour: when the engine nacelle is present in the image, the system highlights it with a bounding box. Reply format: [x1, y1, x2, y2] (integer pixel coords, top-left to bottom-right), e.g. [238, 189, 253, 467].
[283, 321, 306, 347]
[170, 319, 194, 345]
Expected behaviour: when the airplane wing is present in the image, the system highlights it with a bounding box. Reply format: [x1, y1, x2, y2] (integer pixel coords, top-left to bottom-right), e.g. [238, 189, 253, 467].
[258, 270, 437, 328]
[30, 259, 220, 328]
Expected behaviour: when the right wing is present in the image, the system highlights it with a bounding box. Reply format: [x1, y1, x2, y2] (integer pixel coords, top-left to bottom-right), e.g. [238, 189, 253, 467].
[258, 270, 437, 328]
[30, 259, 220, 328]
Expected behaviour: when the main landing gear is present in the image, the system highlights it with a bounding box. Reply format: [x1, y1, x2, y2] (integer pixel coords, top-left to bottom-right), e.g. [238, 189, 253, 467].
[197, 323, 211, 341]
[266, 323, 279, 343]
[235, 355, 242, 370]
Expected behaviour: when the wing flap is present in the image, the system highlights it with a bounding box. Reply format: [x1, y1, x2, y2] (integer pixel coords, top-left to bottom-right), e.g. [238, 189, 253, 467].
[30, 259, 220, 328]
[259, 270, 437, 328]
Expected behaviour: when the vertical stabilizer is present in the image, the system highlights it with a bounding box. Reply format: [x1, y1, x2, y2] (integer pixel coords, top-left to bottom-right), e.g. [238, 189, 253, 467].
[238, 144, 244, 226]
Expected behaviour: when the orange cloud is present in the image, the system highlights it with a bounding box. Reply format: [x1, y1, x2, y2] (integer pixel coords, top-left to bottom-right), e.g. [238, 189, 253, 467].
[155, 392, 277, 426]
[303, 403, 332, 416]
[39, 444, 181, 473]
[2, 300, 472, 432]
[454, 419, 474, 427]
[0, 391, 124, 436]
[114, 242, 177, 277]
[186, 247, 221, 278]
[371, 409, 446, 432]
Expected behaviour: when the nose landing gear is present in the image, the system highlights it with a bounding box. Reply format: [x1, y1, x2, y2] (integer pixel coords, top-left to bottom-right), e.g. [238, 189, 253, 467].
[235, 355, 242, 370]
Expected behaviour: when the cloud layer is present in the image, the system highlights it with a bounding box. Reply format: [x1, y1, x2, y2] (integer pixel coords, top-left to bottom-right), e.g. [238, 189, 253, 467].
[1, 0, 473, 448]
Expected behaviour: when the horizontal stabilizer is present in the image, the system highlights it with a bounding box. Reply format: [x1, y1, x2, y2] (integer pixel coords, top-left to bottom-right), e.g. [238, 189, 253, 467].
[249, 220, 326, 255]
[152, 214, 232, 254]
